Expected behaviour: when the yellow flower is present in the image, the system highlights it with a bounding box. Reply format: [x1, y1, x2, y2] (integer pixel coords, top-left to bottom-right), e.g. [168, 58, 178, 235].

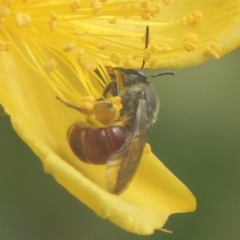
[0, 0, 239, 235]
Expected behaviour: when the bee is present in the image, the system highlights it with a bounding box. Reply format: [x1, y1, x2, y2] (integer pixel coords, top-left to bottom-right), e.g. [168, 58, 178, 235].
[58, 26, 174, 194]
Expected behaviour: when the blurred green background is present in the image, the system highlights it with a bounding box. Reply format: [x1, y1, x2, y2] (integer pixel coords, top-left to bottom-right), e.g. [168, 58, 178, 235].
[0, 48, 240, 240]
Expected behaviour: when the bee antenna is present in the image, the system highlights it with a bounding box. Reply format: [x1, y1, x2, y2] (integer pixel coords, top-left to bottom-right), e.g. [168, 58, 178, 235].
[149, 71, 175, 78]
[141, 26, 149, 70]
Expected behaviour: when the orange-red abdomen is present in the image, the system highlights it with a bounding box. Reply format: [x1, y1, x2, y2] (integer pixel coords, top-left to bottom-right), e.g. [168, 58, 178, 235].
[68, 124, 127, 164]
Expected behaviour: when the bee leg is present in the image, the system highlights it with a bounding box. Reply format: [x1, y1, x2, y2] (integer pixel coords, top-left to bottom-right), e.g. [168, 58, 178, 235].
[92, 99, 121, 126]
[56, 96, 86, 113]
[57, 96, 122, 126]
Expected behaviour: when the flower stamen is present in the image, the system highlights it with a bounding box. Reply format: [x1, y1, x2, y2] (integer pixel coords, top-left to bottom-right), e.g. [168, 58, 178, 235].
[184, 33, 198, 52]
[206, 42, 222, 59]
[182, 10, 203, 25]
[14, 12, 31, 27]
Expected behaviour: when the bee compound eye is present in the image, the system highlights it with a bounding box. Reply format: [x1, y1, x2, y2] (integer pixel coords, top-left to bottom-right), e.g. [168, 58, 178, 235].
[68, 124, 127, 164]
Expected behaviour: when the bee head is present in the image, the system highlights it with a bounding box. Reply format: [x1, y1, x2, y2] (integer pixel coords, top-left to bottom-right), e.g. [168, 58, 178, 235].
[113, 67, 150, 87]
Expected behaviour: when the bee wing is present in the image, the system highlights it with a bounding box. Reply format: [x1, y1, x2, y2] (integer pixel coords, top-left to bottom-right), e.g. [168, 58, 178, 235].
[105, 97, 153, 195]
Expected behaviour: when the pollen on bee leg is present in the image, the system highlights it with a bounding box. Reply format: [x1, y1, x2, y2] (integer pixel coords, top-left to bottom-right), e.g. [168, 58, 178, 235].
[109, 96, 122, 105]
[81, 96, 96, 111]
[108, 96, 122, 120]
[206, 42, 222, 59]
[92, 100, 119, 125]
[45, 58, 57, 73]
[143, 143, 151, 155]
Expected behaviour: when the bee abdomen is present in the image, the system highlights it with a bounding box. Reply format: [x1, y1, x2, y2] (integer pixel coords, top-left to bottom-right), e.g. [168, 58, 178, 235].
[68, 124, 127, 164]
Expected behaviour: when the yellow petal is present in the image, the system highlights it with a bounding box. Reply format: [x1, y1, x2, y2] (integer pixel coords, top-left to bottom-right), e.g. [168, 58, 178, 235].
[0, 50, 195, 234]
[1, 1, 239, 70]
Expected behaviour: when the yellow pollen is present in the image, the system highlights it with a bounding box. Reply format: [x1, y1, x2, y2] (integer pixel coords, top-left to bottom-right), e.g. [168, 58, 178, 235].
[150, 43, 172, 53]
[184, 42, 196, 52]
[123, 58, 133, 68]
[14, 12, 31, 27]
[130, 3, 139, 10]
[140, 1, 151, 8]
[99, 0, 108, 3]
[121, 2, 139, 19]
[45, 58, 57, 73]
[140, 12, 151, 20]
[108, 17, 118, 24]
[107, 97, 122, 115]
[120, 3, 131, 11]
[184, 33, 198, 52]
[148, 58, 157, 67]
[64, 42, 76, 52]
[91, 0, 102, 16]
[92, 100, 121, 126]
[150, 5, 161, 17]
[182, 14, 193, 25]
[0, 6, 9, 18]
[48, 11, 58, 31]
[50, 11, 58, 21]
[0, 41, 11, 51]
[81, 60, 96, 71]
[82, 96, 96, 111]
[71, 1, 81, 12]
[97, 41, 109, 50]
[192, 10, 203, 23]
[110, 52, 122, 64]
[182, 10, 203, 25]
[111, 105, 121, 123]
[184, 33, 198, 44]
[206, 43, 222, 59]
[163, 0, 173, 5]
